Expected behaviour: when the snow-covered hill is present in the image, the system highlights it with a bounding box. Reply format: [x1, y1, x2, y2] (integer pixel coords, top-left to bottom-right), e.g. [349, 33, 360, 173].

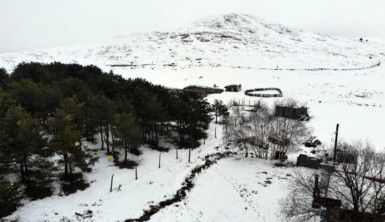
[2, 13, 385, 222]
[1, 13, 384, 72]
[1, 12, 385, 155]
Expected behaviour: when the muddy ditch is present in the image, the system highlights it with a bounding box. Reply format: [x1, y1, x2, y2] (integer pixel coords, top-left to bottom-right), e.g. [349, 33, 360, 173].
[125, 151, 236, 222]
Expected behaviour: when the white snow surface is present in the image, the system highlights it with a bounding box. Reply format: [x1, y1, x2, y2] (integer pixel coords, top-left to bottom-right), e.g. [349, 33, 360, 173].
[2, 13, 385, 221]
[1, 13, 385, 72]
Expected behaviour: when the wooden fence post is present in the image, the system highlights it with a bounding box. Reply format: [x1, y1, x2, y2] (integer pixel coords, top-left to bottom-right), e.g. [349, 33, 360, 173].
[110, 174, 114, 192]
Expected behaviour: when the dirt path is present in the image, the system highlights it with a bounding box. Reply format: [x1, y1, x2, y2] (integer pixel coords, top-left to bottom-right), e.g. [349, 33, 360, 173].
[125, 151, 236, 222]
[230, 61, 381, 72]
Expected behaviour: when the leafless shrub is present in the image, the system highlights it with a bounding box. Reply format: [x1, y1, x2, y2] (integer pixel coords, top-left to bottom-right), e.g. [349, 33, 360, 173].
[224, 99, 310, 159]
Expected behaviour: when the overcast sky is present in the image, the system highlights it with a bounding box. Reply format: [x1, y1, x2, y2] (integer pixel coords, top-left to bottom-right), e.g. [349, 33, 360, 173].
[1, 0, 384, 53]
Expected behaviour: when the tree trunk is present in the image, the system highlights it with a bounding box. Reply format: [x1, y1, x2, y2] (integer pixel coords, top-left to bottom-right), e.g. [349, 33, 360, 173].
[244, 143, 248, 157]
[124, 142, 128, 163]
[23, 155, 28, 178]
[100, 126, 104, 150]
[155, 129, 159, 148]
[215, 110, 218, 123]
[64, 152, 69, 177]
[111, 133, 115, 154]
[105, 124, 110, 153]
[20, 162, 25, 182]
[69, 161, 73, 184]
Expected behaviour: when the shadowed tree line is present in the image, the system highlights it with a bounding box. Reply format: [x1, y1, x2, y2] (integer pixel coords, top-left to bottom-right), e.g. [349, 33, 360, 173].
[0, 62, 212, 217]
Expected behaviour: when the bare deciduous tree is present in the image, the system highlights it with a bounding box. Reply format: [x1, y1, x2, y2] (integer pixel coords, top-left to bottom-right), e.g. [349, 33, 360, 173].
[329, 142, 385, 214]
[248, 102, 272, 158]
[224, 99, 310, 159]
[282, 141, 385, 221]
[280, 170, 320, 221]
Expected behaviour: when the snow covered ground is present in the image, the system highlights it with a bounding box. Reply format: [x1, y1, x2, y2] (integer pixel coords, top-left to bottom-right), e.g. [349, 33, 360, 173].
[2, 13, 385, 221]
[118, 66, 385, 150]
[151, 157, 293, 222]
[7, 122, 295, 222]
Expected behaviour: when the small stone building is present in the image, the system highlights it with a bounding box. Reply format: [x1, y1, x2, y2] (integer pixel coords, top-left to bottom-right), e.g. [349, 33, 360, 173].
[224, 84, 242, 92]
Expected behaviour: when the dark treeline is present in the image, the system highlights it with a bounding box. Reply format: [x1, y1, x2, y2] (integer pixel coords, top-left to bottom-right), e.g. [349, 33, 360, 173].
[0, 62, 212, 217]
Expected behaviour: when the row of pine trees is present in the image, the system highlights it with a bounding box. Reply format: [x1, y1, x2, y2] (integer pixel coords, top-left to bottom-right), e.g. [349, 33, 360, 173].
[0, 62, 219, 217]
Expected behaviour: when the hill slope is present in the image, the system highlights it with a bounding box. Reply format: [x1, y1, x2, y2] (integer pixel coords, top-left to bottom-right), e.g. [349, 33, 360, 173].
[1, 13, 384, 72]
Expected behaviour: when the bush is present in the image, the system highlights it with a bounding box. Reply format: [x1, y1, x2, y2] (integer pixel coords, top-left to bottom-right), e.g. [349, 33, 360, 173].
[128, 148, 142, 156]
[24, 180, 52, 200]
[0, 181, 21, 218]
[114, 159, 138, 169]
[61, 173, 89, 195]
[178, 140, 201, 149]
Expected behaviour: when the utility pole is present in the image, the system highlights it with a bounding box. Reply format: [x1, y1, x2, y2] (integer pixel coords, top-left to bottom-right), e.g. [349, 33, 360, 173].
[333, 123, 339, 162]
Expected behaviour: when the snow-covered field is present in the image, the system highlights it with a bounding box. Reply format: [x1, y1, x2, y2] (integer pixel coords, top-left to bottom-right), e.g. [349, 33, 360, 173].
[117, 65, 385, 150]
[6, 123, 294, 222]
[2, 13, 385, 221]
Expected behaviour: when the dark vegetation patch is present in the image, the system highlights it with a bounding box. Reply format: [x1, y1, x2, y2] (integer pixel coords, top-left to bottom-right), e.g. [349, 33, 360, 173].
[128, 148, 142, 156]
[112, 151, 138, 169]
[24, 180, 53, 200]
[114, 159, 138, 169]
[178, 140, 201, 149]
[0, 181, 21, 218]
[61, 173, 89, 196]
[148, 141, 170, 152]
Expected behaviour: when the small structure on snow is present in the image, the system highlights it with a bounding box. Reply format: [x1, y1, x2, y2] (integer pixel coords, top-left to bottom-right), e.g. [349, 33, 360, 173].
[245, 87, 283, 97]
[296, 154, 321, 169]
[274, 105, 310, 121]
[304, 136, 322, 148]
[183, 85, 224, 96]
[224, 84, 242, 92]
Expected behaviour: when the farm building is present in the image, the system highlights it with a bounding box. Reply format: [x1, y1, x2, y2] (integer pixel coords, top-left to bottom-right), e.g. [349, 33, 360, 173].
[296, 154, 321, 169]
[224, 84, 242, 92]
[274, 105, 310, 120]
[183, 85, 224, 96]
